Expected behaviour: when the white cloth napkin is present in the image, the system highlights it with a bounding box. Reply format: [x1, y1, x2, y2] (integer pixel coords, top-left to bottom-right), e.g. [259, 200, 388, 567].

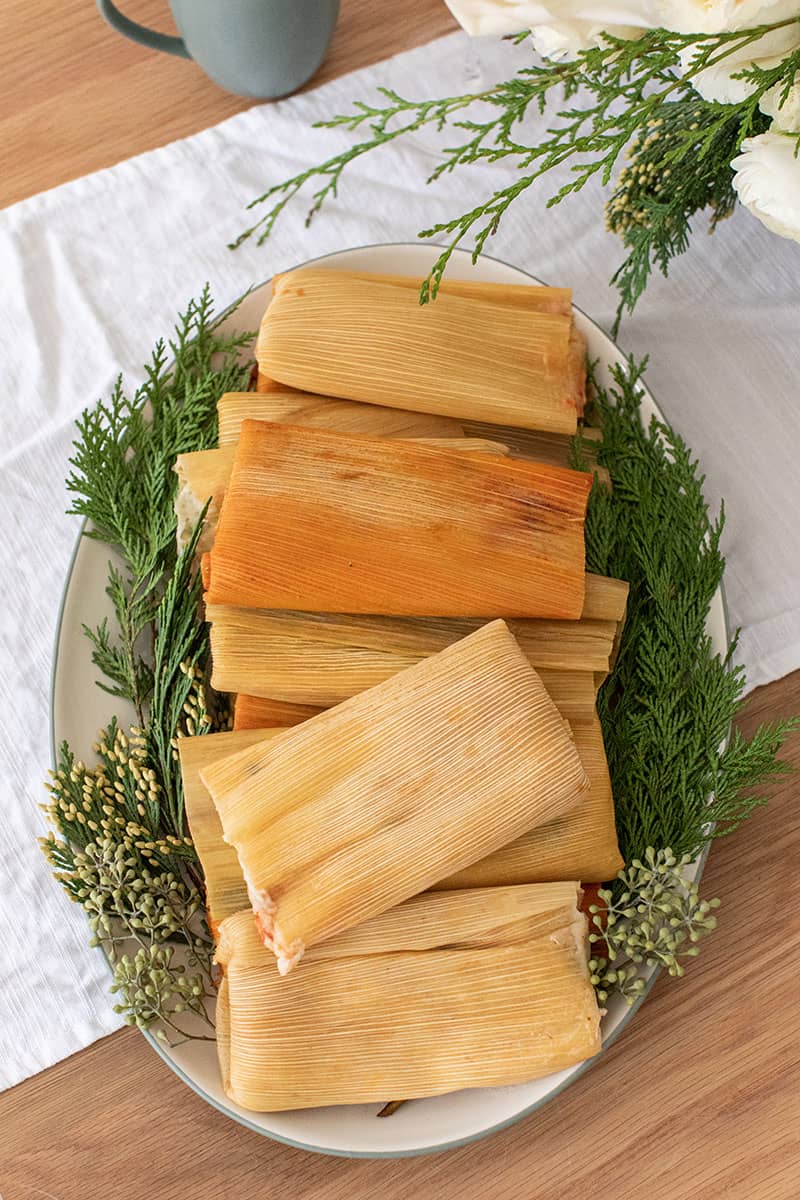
[1, 30, 798, 1090]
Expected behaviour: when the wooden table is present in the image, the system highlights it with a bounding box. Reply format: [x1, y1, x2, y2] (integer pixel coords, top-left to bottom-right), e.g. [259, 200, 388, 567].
[3, 4, 799, 1196]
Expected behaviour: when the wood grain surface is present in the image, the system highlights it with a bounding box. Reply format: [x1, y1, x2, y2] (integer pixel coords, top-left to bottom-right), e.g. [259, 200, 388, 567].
[2, 3, 799, 1197]
[0, 0, 456, 208]
[4, 672, 798, 1199]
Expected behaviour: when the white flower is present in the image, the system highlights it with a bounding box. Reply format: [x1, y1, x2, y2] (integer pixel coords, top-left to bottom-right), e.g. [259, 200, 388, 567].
[443, 0, 800, 37]
[441, 1, 662, 39]
[655, 0, 800, 33]
[679, 19, 800, 102]
[731, 130, 800, 240]
[531, 19, 642, 59]
[760, 72, 800, 128]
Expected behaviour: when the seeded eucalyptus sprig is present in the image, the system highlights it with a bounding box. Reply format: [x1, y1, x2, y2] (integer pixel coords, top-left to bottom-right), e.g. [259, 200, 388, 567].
[588, 849, 721, 1004]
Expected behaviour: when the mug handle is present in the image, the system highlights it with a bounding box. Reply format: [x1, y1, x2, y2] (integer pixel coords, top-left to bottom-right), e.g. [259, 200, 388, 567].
[96, 0, 191, 58]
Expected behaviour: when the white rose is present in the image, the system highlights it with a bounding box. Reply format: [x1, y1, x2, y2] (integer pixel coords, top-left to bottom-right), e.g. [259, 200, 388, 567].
[442, 1, 662, 39]
[531, 19, 642, 59]
[760, 72, 800, 128]
[655, 0, 800, 33]
[678, 19, 800, 102]
[731, 130, 800, 241]
[443, 0, 799, 37]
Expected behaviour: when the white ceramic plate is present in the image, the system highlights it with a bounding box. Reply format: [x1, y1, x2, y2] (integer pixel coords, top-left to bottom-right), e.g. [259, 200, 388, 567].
[51, 243, 727, 1157]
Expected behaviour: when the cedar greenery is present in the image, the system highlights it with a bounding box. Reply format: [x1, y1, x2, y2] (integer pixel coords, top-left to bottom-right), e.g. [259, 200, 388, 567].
[578, 358, 797, 863]
[233, 19, 800, 325]
[42, 291, 795, 1044]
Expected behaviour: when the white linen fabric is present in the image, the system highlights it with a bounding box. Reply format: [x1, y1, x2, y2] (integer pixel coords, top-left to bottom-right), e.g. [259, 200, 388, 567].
[1, 30, 798, 1090]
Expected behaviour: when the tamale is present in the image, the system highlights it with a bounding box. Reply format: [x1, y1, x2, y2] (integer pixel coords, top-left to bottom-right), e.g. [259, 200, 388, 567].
[255, 372, 306, 395]
[203, 422, 591, 618]
[192, 714, 621, 891]
[201, 620, 589, 973]
[257, 269, 584, 433]
[174, 446, 235, 555]
[178, 729, 282, 932]
[336, 271, 573, 315]
[434, 717, 623, 887]
[461, 418, 610, 487]
[215, 884, 601, 1111]
[233, 694, 323, 731]
[583, 573, 628, 624]
[177, 435, 507, 555]
[217, 392, 464, 445]
[207, 605, 605, 716]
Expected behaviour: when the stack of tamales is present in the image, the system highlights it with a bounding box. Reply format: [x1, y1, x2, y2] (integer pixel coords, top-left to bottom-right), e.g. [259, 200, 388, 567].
[175, 270, 628, 1114]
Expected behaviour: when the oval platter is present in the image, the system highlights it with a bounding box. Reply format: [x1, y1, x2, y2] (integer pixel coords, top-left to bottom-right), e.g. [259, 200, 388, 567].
[51, 242, 727, 1157]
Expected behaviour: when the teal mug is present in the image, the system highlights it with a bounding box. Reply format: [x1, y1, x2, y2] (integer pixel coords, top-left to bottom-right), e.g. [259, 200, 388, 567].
[96, 0, 339, 98]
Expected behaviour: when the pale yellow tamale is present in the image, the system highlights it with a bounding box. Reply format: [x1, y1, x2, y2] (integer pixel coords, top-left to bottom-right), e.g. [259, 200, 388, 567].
[201, 621, 589, 973]
[215, 575, 630, 713]
[178, 729, 282, 933]
[202, 423, 591, 618]
[207, 605, 600, 719]
[173, 446, 235, 555]
[433, 716, 623, 888]
[257, 269, 584, 433]
[217, 392, 464, 445]
[215, 884, 601, 1111]
[192, 711, 621, 888]
[337, 271, 574, 315]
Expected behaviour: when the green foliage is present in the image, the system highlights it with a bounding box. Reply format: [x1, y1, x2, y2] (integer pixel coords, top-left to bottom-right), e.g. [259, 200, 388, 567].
[42, 290, 248, 1041]
[582, 359, 797, 866]
[68, 286, 253, 724]
[234, 19, 800, 315]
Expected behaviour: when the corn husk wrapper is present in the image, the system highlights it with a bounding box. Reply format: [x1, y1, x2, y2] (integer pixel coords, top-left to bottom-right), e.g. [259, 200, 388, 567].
[176, 434, 508, 558]
[183, 711, 620, 897]
[201, 620, 589, 973]
[233, 694, 323, 731]
[215, 883, 601, 1111]
[202, 422, 591, 618]
[434, 716, 622, 888]
[178, 729, 281, 932]
[338, 272, 574, 315]
[208, 605, 601, 719]
[257, 269, 584, 433]
[218, 391, 464, 445]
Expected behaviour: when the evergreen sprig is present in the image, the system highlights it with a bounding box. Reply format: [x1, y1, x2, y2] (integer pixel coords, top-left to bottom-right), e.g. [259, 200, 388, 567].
[43, 290, 250, 1041]
[580, 359, 797, 865]
[234, 19, 800, 316]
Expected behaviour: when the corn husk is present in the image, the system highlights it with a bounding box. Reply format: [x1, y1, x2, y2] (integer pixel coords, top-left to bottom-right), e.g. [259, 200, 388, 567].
[434, 717, 622, 887]
[583, 572, 628, 625]
[337, 271, 574, 315]
[215, 883, 601, 1111]
[203, 422, 591, 618]
[208, 605, 604, 718]
[193, 713, 621, 890]
[201, 620, 589, 973]
[257, 269, 584, 433]
[173, 446, 235, 556]
[233, 694, 323, 731]
[461, 418, 610, 487]
[218, 391, 464, 445]
[177, 434, 508, 557]
[178, 729, 282, 932]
